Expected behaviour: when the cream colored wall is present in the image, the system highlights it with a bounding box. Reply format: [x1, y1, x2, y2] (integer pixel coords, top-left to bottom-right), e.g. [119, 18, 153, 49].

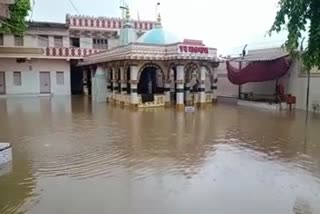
[48, 36, 55, 47]
[217, 62, 238, 97]
[108, 38, 120, 49]
[0, 58, 71, 95]
[286, 60, 320, 110]
[3, 34, 14, 46]
[24, 35, 37, 47]
[80, 37, 93, 49]
[63, 36, 70, 47]
[3, 33, 70, 48]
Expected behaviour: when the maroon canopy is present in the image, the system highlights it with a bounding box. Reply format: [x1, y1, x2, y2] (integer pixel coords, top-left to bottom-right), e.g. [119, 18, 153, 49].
[226, 57, 291, 85]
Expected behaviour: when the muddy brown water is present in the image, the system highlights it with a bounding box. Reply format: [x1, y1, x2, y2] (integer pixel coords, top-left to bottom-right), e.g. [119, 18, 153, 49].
[0, 97, 320, 214]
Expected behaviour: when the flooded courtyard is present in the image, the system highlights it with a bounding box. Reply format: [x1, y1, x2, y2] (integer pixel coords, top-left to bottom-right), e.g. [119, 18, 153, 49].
[0, 97, 320, 214]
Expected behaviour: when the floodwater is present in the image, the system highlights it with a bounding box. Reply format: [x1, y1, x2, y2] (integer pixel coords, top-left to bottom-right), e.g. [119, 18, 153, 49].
[0, 97, 320, 214]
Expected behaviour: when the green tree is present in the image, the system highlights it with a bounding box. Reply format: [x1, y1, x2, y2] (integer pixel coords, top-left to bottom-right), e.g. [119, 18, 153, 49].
[0, 0, 31, 35]
[270, 0, 320, 69]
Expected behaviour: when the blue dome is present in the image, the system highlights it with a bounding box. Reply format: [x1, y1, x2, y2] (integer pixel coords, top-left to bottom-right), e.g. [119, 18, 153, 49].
[137, 27, 180, 45]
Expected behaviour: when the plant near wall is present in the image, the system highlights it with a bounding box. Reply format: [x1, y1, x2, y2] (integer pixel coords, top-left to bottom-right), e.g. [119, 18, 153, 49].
[0, 0, 31, 35]
[270, 0, 320, 70]
[270, 0, 320, 123]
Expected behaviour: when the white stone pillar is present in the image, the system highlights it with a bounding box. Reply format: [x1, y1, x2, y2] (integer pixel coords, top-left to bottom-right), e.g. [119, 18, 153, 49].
[106, 69, 112, 102]
[92, 65, 107, 103]
[106, 68, 113, 102]
[184, 82, 191, 105]
[199, 66, 206, 107]
[120, 67, 127, 94]
[130, 65, 139, 107]
[169, 69, 175, 102]
[212, 68, 218, 101]
[164, 81, 171, 106]
[176, 65, 185, 110]
[112, 67, 118, 100]
[90, 66, 96, 99]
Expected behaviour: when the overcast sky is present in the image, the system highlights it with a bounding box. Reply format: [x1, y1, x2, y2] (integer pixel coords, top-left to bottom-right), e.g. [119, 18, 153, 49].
[31, 0, 287, 55]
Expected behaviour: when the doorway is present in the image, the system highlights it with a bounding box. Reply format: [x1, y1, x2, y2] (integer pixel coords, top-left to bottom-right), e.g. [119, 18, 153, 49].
[0, 72, 5, 94]
[39, 72, 51, 93]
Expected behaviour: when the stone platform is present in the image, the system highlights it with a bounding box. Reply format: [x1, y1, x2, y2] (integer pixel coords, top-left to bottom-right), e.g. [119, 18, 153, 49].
[238, 100, 288, 111]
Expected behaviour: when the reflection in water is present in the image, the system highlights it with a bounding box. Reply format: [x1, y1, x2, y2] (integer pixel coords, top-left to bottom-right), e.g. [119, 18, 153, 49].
[0, 97, 320, 214]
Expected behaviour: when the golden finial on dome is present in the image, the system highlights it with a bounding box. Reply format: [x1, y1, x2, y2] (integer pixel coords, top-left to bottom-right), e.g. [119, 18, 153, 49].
[157, 13, 161, 23]
[125, 5, 130, 20]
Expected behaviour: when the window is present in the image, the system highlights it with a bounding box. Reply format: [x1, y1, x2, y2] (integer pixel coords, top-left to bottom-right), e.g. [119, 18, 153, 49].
[93, 38, 108, 49]
[56, 71, 64, 85]
[38, 35, 49, 47]
[13, 72, 22, 86]
[54, 36, 63, 47]
[0, 34, 3, 46]
[14, 35, 24, 46]
[70, 37, 80, 47]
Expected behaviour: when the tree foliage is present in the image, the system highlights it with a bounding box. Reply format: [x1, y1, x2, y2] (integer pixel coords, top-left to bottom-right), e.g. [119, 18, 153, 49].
[0, 0, 31, 35]
[270, 0, 320, 69]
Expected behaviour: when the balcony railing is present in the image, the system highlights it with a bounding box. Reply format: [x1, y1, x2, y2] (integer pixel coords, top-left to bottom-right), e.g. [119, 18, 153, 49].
[45, 47, 104, 58]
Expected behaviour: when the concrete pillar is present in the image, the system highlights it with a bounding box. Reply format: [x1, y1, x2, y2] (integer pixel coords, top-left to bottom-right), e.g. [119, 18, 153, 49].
[130, 65, 139, 107]
[120, 67, 127, 94]
[176, 65, 185, 110]
[212, 68, 218, 101]
[90, 67, 96, 99]
[106, 69, 112, 102]
[164, 81, 171, 106]
[112, 67, 118, 100]
[106, 70, 111, 92]
[92, 65, 107, 103]
[117, 69, 121, 93]
[184, 82, 191, 105]
[199, 66, 206, 107]
[107, 68, 113, 102]
[170, 69, 175, 102]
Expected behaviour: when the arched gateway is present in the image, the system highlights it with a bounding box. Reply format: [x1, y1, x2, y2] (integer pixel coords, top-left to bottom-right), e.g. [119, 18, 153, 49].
[79, 11, 219, 109]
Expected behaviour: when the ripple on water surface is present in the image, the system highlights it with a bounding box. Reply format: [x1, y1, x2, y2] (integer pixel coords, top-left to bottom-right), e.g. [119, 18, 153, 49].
[1, 98, 320, 214]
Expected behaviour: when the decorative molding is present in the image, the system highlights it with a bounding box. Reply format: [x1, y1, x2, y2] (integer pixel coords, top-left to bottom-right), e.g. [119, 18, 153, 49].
[67, 15, 157, 31]
[176, 88, 184, 93]
[129, 80, 138, 84]
[45, 47, 103, 58]
[81, 43, 218, 66]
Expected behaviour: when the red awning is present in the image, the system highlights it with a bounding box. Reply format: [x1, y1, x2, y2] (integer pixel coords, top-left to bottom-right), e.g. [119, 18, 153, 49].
[226, 57, 291, 85]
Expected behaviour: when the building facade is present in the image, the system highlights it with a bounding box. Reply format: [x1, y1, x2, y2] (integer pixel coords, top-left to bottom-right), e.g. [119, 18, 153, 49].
[0, 14, 157, 96]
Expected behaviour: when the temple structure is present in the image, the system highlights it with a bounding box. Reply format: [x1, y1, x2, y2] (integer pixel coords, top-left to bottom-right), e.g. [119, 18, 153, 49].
[80, 9, 220, 110]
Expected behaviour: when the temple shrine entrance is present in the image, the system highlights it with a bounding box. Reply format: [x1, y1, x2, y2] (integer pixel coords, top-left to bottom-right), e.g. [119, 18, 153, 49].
[184, 63, 200, 105]
[138, 64, 164, 95]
